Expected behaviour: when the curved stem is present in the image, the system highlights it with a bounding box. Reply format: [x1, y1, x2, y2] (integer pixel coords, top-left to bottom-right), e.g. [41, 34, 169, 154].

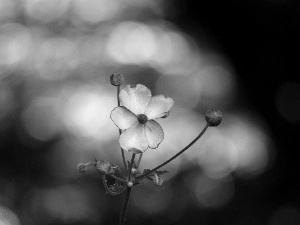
[136, 124, 209, 181]
[117, 85, 127, 172]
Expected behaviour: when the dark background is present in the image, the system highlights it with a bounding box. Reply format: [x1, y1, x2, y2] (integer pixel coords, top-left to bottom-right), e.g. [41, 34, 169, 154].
[175, 1, 300, 224]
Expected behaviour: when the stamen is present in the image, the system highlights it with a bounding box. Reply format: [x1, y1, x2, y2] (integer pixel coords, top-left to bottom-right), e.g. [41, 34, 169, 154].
[137, 114, 148, 124]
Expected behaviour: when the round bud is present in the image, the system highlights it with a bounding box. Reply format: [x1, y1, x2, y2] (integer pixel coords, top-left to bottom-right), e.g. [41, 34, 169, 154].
[131, 167, 137, 175]
[153, 176, 163, 186]
[127, 181, 134, 187]
[78, 163, 88, 173]
[205, 109, 222, 127]
[110, 73, 124, 86]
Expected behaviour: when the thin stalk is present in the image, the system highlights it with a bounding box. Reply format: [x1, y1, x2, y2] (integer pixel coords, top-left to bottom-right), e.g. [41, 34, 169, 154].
[119, 154, 136, 225]
[109, 174, 128, 184]
[136, 153, 143, 169]
[117, 85, 127, 172]
[118, 187, 132, 225]
[136, 124, 209, 181]
[128, 153, 136, 181]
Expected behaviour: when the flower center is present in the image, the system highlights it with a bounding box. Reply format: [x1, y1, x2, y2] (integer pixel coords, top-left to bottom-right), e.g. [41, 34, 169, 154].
[137, 114, 148, 124]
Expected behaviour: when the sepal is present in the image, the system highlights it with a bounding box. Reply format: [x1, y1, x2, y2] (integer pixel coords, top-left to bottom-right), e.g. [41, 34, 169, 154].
[143, 169, 170, 186]
[94, 159, 127, 195]
[95, 159, 118, 175]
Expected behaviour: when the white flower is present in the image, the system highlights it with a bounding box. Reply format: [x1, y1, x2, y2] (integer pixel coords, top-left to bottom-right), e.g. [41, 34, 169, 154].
[110, 84, 174, 154]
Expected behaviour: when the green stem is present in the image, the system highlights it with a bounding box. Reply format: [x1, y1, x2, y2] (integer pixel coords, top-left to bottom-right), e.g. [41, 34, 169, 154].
[136, 124, 209, 181]
[117, 85, 127, 172]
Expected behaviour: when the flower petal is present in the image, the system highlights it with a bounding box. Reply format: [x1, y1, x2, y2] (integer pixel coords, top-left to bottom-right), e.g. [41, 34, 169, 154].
[119, 123, 148, 153]
[110, 106, 138, 130]
[144, 95, 174, 120]
[119, 84, 152, 115]
[145, 120, 164, 149]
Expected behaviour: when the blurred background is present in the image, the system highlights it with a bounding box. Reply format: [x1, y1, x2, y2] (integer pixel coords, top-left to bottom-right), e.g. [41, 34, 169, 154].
[0, 0, 299, 224]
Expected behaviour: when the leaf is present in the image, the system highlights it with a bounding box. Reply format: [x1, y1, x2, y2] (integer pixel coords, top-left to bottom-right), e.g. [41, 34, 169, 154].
[143, 169, 170, 176]
[143, 169, 170, 186]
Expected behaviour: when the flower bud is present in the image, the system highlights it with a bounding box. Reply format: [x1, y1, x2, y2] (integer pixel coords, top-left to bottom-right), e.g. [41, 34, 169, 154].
[110, 72, 124, 86]
[127, 181, 133, 187]
[153, 174, 163, 186]
[96, 160, 118, 175]
[131, 167, 138, 175]
[78, 163, 88, 173]
[205, 109, 222, 127]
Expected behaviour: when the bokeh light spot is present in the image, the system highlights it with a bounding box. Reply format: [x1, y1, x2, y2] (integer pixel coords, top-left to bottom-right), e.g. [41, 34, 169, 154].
[73, 0, 120, 23]
[152, 31, 201, 76]
[106, 21, 157, 64]
[185, 172, 234, 208]
[62, 86, 116, 142]
[155, 75, 202, 109]
[0, 0, 19, 22]
[25, 0, 70, 23]
[22, 97, 61, 141]
[197, 131, 237, 178]
[155, 58, 236, 109]
[196, 64, 236, 107]
[225, 113, 272, 176]
[0, 205, 20, 225]
[0, 23, 32, 74]
[35, 37, 79, 80]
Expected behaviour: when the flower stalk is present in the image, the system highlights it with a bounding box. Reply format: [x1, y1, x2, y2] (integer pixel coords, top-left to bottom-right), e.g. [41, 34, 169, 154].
[127, 154, 136, 181]
[119, 153, 136, 225]
[136, 153, 143, 169]
[117, 84, 128, 172]
[118, 187, 132, 225]
[136, 123, 209, 181]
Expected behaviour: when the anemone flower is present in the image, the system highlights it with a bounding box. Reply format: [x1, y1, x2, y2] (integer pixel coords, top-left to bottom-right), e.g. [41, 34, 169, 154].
[110, 84, 174, 154]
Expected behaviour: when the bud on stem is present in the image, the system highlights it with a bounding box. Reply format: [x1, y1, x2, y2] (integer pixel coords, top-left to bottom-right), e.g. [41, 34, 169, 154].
[205, 109, 222, 127]
[78, 163, 88, 173]
[110, 72, 124, 86]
